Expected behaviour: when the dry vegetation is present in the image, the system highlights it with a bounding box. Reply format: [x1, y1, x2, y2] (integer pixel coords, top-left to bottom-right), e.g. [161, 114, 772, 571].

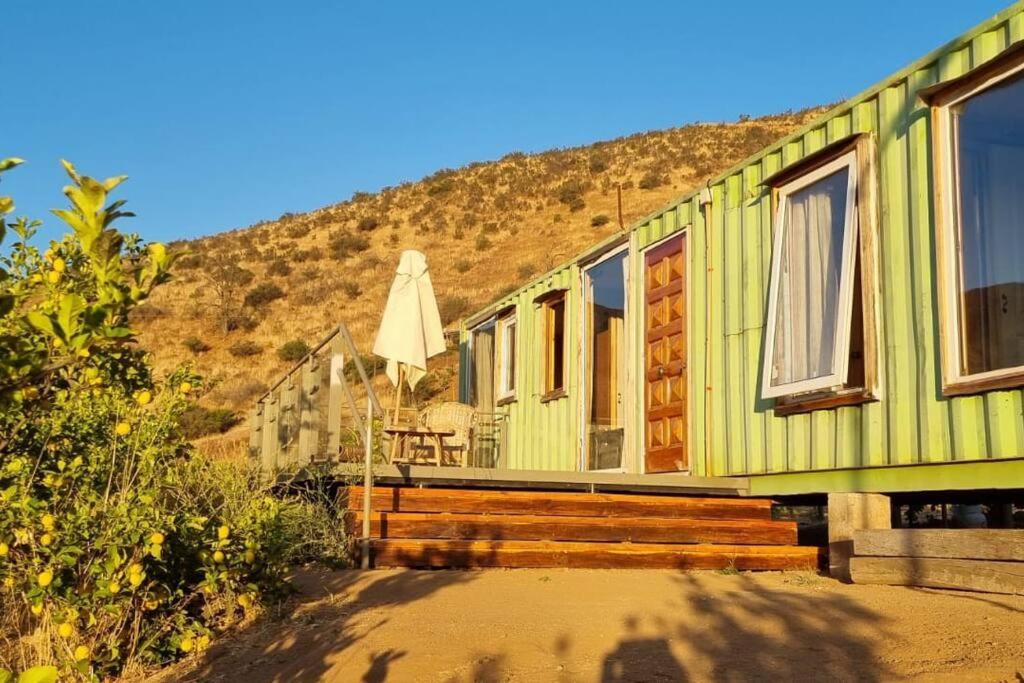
[136, 108, 825, 423]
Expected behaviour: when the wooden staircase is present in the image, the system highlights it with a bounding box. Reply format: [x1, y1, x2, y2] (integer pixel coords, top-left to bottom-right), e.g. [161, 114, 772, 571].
[347, 486, 822, 571]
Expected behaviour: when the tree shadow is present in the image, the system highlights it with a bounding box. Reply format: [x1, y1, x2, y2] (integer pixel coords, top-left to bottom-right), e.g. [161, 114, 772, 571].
[600, 615, 688, 682]
[666, 572, 894, 681]
[175, 566, 477, 682]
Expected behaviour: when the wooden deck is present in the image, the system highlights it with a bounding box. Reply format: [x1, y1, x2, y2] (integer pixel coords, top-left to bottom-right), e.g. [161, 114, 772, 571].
[333, 463, 750, 497]
[346, 485, 822, 571]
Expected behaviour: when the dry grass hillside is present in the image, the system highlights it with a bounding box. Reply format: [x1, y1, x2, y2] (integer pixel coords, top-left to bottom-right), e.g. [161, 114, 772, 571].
[135, 107, 825, 425]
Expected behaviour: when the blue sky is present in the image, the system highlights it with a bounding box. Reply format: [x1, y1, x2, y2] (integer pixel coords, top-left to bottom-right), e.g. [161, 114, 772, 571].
[2, 1, 1011, 244]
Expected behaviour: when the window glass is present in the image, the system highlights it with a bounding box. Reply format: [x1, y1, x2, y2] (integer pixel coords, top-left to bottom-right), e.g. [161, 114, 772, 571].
[769, 166, 851, 388]
[953, 71, 1024, 374]
[547, 298, 566, 393]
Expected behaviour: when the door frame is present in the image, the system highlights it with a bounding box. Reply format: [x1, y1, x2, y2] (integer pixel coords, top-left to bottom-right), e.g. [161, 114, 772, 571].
[577, 241, 632, 473]
[639, 230, 690, 475]
[466, 316, 497, 411]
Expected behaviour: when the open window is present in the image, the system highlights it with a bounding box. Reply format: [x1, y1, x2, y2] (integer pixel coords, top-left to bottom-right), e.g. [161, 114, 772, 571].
[537, 290, 567, 400]
[761, 136, 880, 411]
[927, 49, 1024, 395]
[496, 312, 517, 403]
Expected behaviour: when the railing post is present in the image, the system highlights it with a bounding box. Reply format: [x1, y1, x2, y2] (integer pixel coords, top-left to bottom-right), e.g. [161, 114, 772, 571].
[361, 396, 374, 570]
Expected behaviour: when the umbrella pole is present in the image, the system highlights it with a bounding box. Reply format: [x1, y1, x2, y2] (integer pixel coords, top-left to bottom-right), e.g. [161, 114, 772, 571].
[388, 364, 405, 462]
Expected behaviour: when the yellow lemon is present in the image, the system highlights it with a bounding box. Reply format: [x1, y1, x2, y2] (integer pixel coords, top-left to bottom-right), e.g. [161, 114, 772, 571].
[237, 594, 252, 609]
[136, 390, 152, 406]
[0, 542, 9, 556]
[150, 532, 165, 545]
[244, 550, 256, 564]
[115, 422, 131, 437]
[37, 570, 53, 588]
[44, 248, 55, 261]
[73, 644, 90, 661]
[150, 544, 163, 560]
[2, 576, 13, 589]
[52, 337, 63, 348]
[129, 563, 144, 574]
[143, 598, 159, 611]
[41, 514, 55, 530]
[197, 634, 210, 650]
[84, 367, 99, 379]
[108, 581, 121, 594]
[57, 622, 74, 638]
[180, 637, 194, 653]
[212, 550, 225, 564]
[39, 533, 53, 547]
[217, 525, 230, 541]
[52, 258, 66, 273]
[129, 572, 144, 588]
[46, 270, 61, 284]
[179, 382, 192, 394]
[30, 602, 43, 616]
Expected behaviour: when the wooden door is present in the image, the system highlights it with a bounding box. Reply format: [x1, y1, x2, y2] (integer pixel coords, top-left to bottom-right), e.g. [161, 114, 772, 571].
[644, 235, 687, 473]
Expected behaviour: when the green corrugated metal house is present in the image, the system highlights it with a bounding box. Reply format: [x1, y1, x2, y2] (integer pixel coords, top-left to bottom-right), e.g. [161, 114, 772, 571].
[459, 2, 1024, 498]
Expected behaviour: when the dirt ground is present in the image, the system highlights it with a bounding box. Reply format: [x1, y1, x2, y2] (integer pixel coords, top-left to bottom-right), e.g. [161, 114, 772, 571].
[152, 567, 1024, 683]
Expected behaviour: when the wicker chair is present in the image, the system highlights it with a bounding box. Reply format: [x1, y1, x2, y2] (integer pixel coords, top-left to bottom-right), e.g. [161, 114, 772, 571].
[415, 402, 476, 466]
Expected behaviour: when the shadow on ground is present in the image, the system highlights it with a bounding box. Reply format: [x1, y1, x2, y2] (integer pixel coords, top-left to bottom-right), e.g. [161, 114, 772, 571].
[177, 567, 477, 683]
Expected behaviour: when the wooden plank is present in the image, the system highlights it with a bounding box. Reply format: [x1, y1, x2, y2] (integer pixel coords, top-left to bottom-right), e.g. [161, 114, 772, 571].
[850, 556, 1024, 595]
[348, 486, 773, 521]
[357, 512, 797, 546]
[855, 529, 1024, 562]
[369, 539, 822, 571]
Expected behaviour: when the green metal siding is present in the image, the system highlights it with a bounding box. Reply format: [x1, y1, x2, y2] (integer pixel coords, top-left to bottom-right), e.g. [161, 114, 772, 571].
[460, 3, 1024, 492]
[460, 266, 580, 471]
[631, 4, 1024, 484]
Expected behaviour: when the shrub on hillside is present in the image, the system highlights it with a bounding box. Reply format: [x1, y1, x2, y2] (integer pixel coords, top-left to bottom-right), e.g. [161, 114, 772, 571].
[0, 159, 326, 679]
[454, 258, 472, 274]
[437, 295, 472, 324]
[474, 234, 492, 251]
[266, 259, 292, 277]
[328, 230, 370, 260]
[356, 216, 379, 232]
[183, 336, 211, 354]
[178, 404, 241, 439]
[283, 222, 311, 239]
[638, 171, 667, 190]
[341, 281, 361, 299]
[277, 339, 311, 362]
[591, 214, 611, 228]
[228, 340, 262, 357]
[244, 282, 285, 308]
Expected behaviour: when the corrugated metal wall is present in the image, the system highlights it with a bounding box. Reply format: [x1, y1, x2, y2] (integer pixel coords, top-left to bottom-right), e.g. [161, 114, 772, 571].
[460, 266, 581, 471]
[631, 4, 1024, 478]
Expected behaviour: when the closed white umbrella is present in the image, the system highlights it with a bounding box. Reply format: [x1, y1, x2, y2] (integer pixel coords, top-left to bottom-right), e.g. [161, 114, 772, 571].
[373, 249, 446, 403]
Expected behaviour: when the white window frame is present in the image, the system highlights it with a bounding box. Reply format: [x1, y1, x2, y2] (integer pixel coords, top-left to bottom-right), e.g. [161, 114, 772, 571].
[496, 313, 517, 402]
[933, 57, 1024, 394]
[761, 149, 860, 399]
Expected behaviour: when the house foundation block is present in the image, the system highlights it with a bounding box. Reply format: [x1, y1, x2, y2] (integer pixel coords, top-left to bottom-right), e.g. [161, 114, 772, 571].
[828, 492, 891, 581]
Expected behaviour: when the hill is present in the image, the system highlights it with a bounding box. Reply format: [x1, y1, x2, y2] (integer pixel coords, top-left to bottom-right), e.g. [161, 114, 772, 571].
[134, 107, 826, 425]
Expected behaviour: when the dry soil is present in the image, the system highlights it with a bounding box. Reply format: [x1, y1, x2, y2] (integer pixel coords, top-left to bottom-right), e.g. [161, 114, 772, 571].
[152, 567, 1024, 683]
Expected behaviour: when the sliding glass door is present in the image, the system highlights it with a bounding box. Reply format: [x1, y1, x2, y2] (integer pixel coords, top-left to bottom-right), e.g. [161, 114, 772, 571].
[583, 249, 628, 470]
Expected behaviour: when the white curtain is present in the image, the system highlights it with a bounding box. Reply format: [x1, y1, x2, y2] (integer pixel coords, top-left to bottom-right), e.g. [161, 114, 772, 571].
[771, 170, 848, 386]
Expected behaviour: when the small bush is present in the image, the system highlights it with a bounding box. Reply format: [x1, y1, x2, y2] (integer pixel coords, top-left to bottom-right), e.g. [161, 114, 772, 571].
[454, 259, 472, 273]
[329, 231, 370, 259]
[341, 281, 361, 298]
[178, 405, 241, 439]
[475, 234, 492, 251]
[517, 263, 538, 280]
[591, 214, 611, 228]
[356, 216, 379, 232]
[228, 340, 262, 357]
[638, 171, 667, 190]
[183, 336, 212, 354]
[284, 222, 311, 239]
[244, 282, 285, 308]
[277, 339, 311, 362]
[267, 259, 292, 277]
[589, 155, 610, 174]
[438, 294, 472, 324]
[177, 253, 203, 269]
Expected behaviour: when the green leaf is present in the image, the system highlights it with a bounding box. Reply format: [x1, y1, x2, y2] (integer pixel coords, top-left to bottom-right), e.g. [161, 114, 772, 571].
[17, 666, 58, 683]
[0, 197, 13, 215]
[0, 668, 11, 683]
[59, 159, 80, 182]
[56, 293, 84, 339]
[25, 311, 55, 336]
[102, 174, 128, 191]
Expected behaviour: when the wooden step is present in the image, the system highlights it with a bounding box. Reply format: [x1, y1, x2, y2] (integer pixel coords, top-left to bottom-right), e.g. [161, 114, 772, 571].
[353, 512, 797, 546]
[368, 539, 822, 571]
[346, 486, 772, 521]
